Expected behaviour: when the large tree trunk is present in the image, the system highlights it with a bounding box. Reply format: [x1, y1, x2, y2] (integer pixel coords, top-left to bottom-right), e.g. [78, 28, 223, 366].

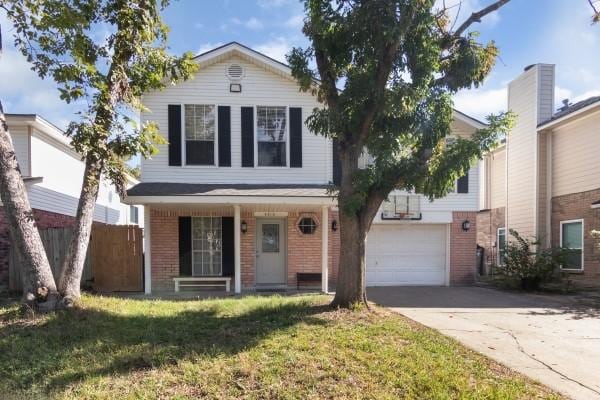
[331, 209, 368, 307]
[57, 157, 102, 304]
[0, 111, 59, 310]
[331, 146, 370, 308]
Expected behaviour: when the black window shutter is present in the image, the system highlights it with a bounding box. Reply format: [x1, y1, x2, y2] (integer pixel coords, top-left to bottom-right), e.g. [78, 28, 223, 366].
[178, 217, 192, 276]
[289, 107, 303, 168]
[457, 172, 469, 194]
[241, 106, 254, 167]
[332, 138, 342, 185]
[221, 217, 234, 277]
[218, 106, 231, 167]
[168, 104, 182, 166]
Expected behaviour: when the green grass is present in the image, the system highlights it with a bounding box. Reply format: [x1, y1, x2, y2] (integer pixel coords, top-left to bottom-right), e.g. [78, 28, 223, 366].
[0, 294, 560, 399]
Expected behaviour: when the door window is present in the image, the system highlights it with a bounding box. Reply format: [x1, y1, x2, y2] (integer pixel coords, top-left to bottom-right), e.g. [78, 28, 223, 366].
[262, 223, 280, 252]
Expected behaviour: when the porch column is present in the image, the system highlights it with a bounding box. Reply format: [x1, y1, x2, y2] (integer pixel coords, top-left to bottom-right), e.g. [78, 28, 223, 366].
[143, 205, 151, 294]
[234, 205, 242, 294]
[321, 205, 329, 293]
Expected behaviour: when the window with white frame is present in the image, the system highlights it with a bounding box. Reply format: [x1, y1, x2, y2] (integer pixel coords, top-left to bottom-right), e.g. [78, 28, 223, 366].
[129, 205, 139, 225]
[497, 228, 507, 266]
[191, 217, 222, 276]
[560, 219, 584, 271]
[257, 106, 287, 166]
[184, 104, 216, 165]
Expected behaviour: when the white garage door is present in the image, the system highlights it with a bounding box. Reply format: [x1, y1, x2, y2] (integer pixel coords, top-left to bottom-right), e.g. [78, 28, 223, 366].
[366, 224, 447, 286]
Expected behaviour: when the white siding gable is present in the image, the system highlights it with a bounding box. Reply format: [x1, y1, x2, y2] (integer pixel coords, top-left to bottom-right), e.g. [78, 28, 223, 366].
[141, 55, 331, 184]
[8, 125, 30, 177]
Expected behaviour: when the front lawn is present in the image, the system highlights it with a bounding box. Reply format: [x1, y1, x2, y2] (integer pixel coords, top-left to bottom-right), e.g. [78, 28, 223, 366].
[0, 294, 560, 399]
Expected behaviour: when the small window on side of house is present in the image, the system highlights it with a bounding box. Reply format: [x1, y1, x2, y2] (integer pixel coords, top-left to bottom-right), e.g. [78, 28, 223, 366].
[129, 205, 139, 224]
[560, 220, 583, 271]
[298, 217, 317, 234]
[497, 228, 507, 266]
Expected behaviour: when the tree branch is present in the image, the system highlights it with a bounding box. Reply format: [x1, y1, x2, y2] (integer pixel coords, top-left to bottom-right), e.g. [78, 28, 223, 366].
[453, 0, 511, 37]
[314, 48, 339, 111]
[589, 0, 600, 23]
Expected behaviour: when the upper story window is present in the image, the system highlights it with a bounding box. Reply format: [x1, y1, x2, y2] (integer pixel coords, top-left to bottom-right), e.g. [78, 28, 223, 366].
[257, 106, 287, 167]
[184, 104, 216, 166]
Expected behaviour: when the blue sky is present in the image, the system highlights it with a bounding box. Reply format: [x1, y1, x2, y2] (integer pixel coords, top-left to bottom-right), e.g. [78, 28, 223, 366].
[1, 0, 599, 129]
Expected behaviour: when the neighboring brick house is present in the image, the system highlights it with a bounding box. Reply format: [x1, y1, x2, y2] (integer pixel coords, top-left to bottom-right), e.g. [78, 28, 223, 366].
[0, 114, 143, 291]
[125, 42, 486, 294]
[478, 64, 600, 287]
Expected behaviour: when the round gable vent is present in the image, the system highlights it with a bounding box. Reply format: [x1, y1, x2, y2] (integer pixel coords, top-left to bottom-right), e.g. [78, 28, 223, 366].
[226, 63, 244, 81]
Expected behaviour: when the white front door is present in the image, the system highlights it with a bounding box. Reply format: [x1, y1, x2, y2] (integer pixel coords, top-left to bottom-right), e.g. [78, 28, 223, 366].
[256, 219, 287, 285]
[366, 224, 447, 286]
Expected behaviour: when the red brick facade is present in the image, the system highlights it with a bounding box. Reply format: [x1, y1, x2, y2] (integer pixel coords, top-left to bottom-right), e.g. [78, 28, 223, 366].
[0, 206, 76, 290]
[476, 207, 506, 269]
[450, 211, 478, 285]
[551, 188, 600, 287]
[149, 207, 341, 291]
[149, 206, 480, 291]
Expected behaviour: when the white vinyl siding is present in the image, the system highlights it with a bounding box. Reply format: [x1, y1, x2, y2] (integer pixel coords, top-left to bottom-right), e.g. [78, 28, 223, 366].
[8, 125, 30, 177]
[26, 127, 136, 225]
[551, 111, 600, 197]
[489, 148, 506, 209]
[140, 55, 331, 184]
[506, 66, 540, 239]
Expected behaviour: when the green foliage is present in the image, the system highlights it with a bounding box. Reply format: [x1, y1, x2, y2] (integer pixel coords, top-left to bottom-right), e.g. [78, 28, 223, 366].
[0, 294, 560, 398]
[502, 230, 567, 290]
[2, 0, 197, 195]
[287, 0, 514, 216]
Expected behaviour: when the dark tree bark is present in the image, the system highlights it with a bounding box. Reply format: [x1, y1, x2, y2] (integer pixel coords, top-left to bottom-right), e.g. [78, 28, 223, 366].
[57, 157, 102, 303]
[331, 145, 385, 308]
[0, 110, 58, 310]
[57, 45, 130, 304]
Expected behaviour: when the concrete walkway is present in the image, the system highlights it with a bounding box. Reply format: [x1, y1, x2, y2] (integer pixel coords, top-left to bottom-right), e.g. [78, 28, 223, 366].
[368, 286, 600, 400]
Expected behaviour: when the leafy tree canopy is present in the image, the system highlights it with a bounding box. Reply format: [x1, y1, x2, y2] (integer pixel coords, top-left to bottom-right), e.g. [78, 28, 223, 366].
[2, 0, 198, 193]
[288, 0, 514, 218]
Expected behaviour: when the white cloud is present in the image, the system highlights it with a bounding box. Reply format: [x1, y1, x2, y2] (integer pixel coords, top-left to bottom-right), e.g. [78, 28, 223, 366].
[255, 37, 292, 63]
[245, 17, 264, 30]
[257, 0, 291, 9]
[194, 22, 204, 29]
[453, 87, 507, 120]
[196, 42, 224, 55]
[229, 16, 264, 30]
[284, 14, 304, 29]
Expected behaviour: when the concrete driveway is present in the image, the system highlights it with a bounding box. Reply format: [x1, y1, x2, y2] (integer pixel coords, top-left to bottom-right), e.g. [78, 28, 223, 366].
[368, 286, 600, 400]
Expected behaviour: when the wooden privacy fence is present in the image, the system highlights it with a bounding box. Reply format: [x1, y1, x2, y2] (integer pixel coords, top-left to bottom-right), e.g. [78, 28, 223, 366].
[9, 224, 143, 292]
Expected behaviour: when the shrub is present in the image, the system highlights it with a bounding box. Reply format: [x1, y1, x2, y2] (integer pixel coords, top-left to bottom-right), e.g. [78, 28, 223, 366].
[502, 230, 567, 291]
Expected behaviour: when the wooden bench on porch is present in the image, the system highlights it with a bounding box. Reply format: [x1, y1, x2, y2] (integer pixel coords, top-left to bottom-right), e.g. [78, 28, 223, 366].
[296, 272, 322, 290]
[173, 277, 231, 292]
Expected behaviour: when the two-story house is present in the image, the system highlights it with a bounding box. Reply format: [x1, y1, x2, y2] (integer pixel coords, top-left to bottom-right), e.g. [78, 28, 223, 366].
[125, 42, 485, 294]
[0, 114, 143, 290]
[477, 64, 600, 287]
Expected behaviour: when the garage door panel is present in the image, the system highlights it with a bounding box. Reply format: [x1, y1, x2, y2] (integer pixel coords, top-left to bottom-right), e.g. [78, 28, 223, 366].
[372, 254, 446, 269]
[366, 224, 447, 286]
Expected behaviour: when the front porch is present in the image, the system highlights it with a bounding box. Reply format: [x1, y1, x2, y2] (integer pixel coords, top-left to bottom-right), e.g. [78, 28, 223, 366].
[133, 185, 339, 294]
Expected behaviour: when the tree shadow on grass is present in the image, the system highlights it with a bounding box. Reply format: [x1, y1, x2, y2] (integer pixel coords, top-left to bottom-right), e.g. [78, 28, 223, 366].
[0, 297, 331, 396]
